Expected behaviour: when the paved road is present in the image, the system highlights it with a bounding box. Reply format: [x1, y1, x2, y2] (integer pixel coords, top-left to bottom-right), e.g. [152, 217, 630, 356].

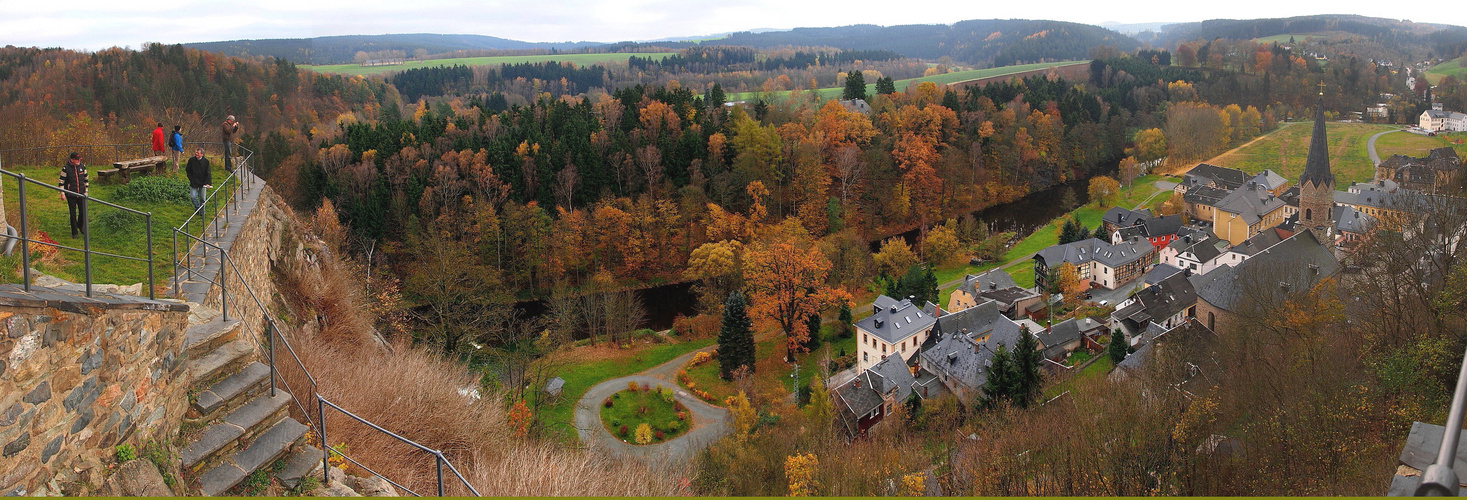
[1367, 129, 1400, 167]
[574, 346, 729, 464]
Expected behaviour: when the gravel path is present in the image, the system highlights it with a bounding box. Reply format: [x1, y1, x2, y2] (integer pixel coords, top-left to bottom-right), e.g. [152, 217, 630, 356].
[574, 345, 729, 464]
[1367, 129, 1399, 167]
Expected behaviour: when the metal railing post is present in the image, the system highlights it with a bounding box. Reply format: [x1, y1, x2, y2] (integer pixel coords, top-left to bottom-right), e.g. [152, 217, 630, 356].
[220, 247, 228, 322]
[1416, 344, 1467, 495]
[81, 196, 91, 297]
[319, 397, 329, 486]
[144, 213, 154, 300]
[436, 453, 445, 497]
[268, 321, 277, 397]
[172, 231, 179, 296]
[17, 174, 29, 292]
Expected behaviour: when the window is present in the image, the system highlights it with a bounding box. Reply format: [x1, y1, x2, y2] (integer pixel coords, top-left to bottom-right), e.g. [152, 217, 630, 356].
[863, 352, 869, 362]
[882, 344, 887, 354]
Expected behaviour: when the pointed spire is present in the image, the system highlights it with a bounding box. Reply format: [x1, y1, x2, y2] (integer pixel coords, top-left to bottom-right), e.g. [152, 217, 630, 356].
[1300, 83, 1335, 188]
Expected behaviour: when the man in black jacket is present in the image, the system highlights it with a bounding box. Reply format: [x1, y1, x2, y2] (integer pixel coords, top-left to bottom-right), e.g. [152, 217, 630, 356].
[185, 148, 212, 210]
[58, 152, 88, 237]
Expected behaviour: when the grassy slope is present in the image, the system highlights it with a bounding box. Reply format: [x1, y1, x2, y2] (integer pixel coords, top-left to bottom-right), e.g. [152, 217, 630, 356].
[1204, 122, 1391, 184]
[302, 53, 676, 76]
[0, 160, 236, 289]
[729, 61, 1084, 101]
[1426, 57, 1467, 85]
[1373, 130, 1467, 158]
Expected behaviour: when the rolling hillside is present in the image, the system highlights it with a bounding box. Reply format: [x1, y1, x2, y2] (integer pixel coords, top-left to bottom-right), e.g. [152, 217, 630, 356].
[185, 33, 603, 65]
[1154, 15, 1467, 59]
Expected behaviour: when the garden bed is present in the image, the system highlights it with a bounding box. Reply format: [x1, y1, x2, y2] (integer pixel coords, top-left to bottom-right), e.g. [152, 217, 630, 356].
[600, 383, 692, 445]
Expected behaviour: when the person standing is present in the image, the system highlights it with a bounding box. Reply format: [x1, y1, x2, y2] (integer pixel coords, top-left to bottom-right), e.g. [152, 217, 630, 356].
[168, 125, 184, 172]
[185, 148, 212, 210]
[221, 115, 241, 173]
[58, 152, 88, 238]
[150, 122, 166, 158]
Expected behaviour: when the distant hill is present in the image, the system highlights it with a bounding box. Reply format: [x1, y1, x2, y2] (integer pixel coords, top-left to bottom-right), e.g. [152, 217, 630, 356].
[185, 34, 603, 64]
[1154, 15, 1467, 58]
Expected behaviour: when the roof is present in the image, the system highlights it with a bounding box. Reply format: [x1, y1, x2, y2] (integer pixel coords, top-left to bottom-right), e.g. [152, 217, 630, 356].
[834, 354, 915, 417]
[1140, 214, 1184, 238]
[957, 269, 1018, 298]
[1114, 273, 1197, 329]
[1227, 227, 1289, 257]
[1035, 237, 1154, 270]
[1169, 233, 1224, 264]
[934, 299, 1021, 341]
[1182, 163, 1249, 191]
[1115, 225, 1148, 242]
[1102, 206, 1151, 228]
[1301, 94, 1336, 188]
[1334, 184, 1399, 209]
[856, 295, 938, 344]
[979, 287, 1039, 310]
[1182, 185, 1231, 206]
[1250, 169, 1289, 191]
[1423, 109, 1452, 119]
[1333, 204, 1375, 234]
[1278, 185, 1301, 207]
[1143, 263, 1184, 286]
[920, 309, 1027, 394]
[1036, 317, 1104, 358]
[1214, 183, 1287, 225]
[1192, 231, 1340, 312]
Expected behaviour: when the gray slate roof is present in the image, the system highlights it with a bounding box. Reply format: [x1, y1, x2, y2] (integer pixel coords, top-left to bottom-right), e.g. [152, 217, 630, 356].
[1214, 183, 1286, 225]
[1335, 182, 1402, 209]
[1036, 317, 1103, 359]
[1035, 237, 1153, 269]
[957, 269, 1018, 297]
[834, 354, 915, 418]
[857, 295, 937, 344]
[1182, 185, 1231, 206]
[1301, 95, 1335, 188]
[1169, 233, 1224, 264]
[1103, 206, 1151, 228]
[1182, 163, 1249, 191]
[1192, 231, 1339, 311]
[1228, 227, 1289, 258]
[1333, 205, 1375, 234]
[1141, 214, 1184, 238]
[920, 305, 1027, 395]
[1250, 169, 1288, 191]
[934, 300, 1020, 341]
[1114, 273, 1197, 331]
[1143, 263, 1184, 286]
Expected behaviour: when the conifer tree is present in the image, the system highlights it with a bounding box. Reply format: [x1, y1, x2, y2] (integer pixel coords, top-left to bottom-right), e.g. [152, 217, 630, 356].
[876, 76, 897, 95]
[837, 303, 854, 339]
[803, 312, 823, 350]
[1109, 329, 1129, 364]
[980, 346, 1015, 408]
[843, 70, 867, 100]
[718, 292, 756, 380]
[1011, 327, 1043, 408]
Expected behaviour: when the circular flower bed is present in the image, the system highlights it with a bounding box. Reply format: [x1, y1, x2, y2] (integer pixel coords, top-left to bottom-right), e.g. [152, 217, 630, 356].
[600, 382, 692, 445]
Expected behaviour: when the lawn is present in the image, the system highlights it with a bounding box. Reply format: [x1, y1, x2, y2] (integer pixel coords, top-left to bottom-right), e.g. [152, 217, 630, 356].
[0, 160, 238, 292]
[600, 385, 691, 444]
[1426, 57, 1467, 86]
[533, 337, 715, 439]
[681, 323, 855, 407]
[728, 61, 1084, 101]
[1203, 122, 1391, 183]
[302, 53, 677, 76]
[1373, 130, 1467, 159]
[1042, 355, 1115, 400]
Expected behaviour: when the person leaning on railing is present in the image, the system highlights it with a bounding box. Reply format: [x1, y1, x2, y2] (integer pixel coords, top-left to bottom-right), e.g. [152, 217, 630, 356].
[186, 148, 212, 210]
[221, 115, 241, 173]
[58, 152, 88, 238]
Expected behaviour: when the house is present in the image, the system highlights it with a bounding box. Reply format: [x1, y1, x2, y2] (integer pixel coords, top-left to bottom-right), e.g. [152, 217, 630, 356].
[1375, 148, 1461, 194]
[1101, 206, 1151, 236]
[854, 295, 938, 371]
[1334, 181, 1409, 226]
[1160, 233, 1229, 275]
[1332, 204, 1375, 246]
[1420, 109, 1467, 132]
[948, 269, 1039, 317]
[1182, 185, 1232, 222]
[1176, 164, 1249, 194]
[1110, 272, 1198, 342]
[1190, 230, 1340, 334]
[917, 299, 1026, 404]
[1214, 226, 1291, 268]
[1033, 237, 1157, 291]
[1141, 263, 1184, 287]
[1249, 169, 1290, 195]
[832, 354, 917, 435]
[1209, 182, 1290, 245]
[1109, 213, 1184, 250]
[1035, 317, 1106, 361]
[837, 99, 872, 115]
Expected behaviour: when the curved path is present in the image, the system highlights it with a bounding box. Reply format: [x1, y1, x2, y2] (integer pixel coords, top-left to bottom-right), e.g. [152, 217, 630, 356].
[574, 346, 730, 464]
[1366, 128, 1400, 167]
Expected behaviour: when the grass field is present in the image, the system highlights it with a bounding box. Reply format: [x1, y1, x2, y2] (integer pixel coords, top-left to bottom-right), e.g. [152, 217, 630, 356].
[302, 52, 676, 76]
[1373, 130, 1467, 159]
[728, 61, 1084, 101]
[1425, 57, 1467, 85]
[1203, 122, 1391, 184]
[1252, 32, 1349, 44]
[0, 160, 237, 291]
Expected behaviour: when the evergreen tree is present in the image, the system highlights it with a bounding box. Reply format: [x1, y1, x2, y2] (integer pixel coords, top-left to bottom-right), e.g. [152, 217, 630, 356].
[708, 82, 726, 108]
[1059, 217, 1081, 244]
[876, 76, 897, 95]
[980, 346, 1015, 408]
[1011, 327, 1043, 408]
[893, 264, 939, 305]
[1091, 225, 1107, 241]
[837, 303, 854, 339]
[803, 312, 823, 350]
[717, 292, 757, 380]
[843, 70, 868, 100]
[922, 266, 939, 305]
[1108, 329, 1129, 364]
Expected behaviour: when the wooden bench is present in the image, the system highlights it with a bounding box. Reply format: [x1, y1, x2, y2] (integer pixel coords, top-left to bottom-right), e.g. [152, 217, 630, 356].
[98, 156, 167, 184]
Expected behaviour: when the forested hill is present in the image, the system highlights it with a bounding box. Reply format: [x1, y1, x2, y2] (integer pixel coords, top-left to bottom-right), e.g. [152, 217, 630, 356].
[1155, 15, 1467, 59]
[185, 34, 604, 64]
[696, 20, 1139, 66]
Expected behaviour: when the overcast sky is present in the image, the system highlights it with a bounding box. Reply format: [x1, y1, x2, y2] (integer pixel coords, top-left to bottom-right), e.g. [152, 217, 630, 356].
[0, 0, 1455, 51]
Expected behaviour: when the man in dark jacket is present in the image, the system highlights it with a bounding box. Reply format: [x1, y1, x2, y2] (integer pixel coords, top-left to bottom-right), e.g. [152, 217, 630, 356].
[221, 115, 240, 173]
[58, 152, 88, 237]
[185, 148, 212, 210]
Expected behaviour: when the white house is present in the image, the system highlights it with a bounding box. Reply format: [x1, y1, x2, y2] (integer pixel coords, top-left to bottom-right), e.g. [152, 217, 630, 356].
[1420, 109, 1467, 132]
[854, 295, 937, 372]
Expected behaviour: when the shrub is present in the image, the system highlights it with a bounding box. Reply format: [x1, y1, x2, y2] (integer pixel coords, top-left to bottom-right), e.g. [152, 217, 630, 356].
[618, 425, 629, 436]
[113, 176, 190, 204]
[610, 418, 620, 427]
[654, 430, 665, 440]
[666, 420, 680, 432]
[93, 209, 140, 234]
[689, 351, 714, 366]
[674, 401, 687, 412]
[113, 443, 136, 462]
[627, 381, 639, 392]
[658, 387, 674, 403]
[603, 397, 613, 408]
[676, 411, 687, 421]
[634, 423, 653, 444]
[676, 370, 690, 384]
[639, 382, 650, 392]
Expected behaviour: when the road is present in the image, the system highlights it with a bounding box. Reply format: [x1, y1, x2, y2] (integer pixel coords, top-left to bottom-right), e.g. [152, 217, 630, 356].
[573, 346, 730, 465]
[1366, 129, 1400, 167]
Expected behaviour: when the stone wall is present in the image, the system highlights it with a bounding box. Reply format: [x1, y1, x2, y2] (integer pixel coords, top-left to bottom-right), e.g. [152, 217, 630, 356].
[0, 287, 189, 496]
[199, 183, 291, 346]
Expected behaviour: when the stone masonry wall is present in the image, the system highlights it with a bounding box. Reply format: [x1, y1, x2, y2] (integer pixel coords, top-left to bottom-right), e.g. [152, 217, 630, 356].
[199, 184, 290, 347]
[0, 288, 189, 496]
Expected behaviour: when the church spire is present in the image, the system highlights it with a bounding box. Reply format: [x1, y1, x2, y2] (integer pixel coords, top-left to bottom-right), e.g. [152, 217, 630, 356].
[1300, 83, 1335, 188]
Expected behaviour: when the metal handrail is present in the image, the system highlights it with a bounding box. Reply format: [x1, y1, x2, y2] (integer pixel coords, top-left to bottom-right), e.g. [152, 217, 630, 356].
[320, 397, 482, 497]
[0, 164, 155, 299]
[1415, 344, 1467, 495]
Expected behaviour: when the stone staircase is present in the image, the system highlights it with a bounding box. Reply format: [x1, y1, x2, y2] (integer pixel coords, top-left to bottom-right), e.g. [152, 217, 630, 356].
[178, 304, 321, 496]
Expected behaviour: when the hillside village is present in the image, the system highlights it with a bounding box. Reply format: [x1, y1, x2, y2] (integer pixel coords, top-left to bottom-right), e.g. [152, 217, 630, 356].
[828, 91, 1461, 436]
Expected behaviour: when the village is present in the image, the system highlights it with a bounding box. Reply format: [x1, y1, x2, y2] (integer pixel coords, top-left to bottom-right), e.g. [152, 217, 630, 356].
[828, 93, 1464, 435]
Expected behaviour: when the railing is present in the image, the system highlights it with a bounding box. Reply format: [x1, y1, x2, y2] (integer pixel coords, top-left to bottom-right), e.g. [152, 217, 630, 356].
[1413, 344, 1467, 496]
[0, 158, 156, 299]
[166, 148, 480, 496]
[171, 143, 253, 302]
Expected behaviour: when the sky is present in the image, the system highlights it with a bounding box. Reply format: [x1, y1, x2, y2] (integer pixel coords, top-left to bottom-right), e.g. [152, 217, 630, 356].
[0, 0, 1458, 51]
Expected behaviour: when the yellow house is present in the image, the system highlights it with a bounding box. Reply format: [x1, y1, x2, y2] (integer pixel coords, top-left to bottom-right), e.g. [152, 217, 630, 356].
[1209, 183, 1289, 245]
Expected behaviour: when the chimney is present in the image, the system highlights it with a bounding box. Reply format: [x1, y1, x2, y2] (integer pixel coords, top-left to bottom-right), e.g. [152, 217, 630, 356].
[854, 378, 861, 389]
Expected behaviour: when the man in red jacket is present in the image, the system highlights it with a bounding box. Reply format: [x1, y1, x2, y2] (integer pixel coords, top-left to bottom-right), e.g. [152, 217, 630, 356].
[150, 122, 165, 158]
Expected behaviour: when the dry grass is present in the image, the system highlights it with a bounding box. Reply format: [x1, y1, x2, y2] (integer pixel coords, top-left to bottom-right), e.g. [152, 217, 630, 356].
[273, 206, 686, 496]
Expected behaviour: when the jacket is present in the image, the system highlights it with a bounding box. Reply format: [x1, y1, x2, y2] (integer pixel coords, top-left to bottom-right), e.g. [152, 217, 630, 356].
[169, 131, 184, 152]
[151, 127, 165, 152]
[221, 120, 240, 143]
[59, 161, 88, 197]
[186, 156, 212, 189]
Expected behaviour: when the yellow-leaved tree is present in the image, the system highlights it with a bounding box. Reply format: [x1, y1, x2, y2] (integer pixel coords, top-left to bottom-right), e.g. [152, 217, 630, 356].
[784, 453, 820, 496]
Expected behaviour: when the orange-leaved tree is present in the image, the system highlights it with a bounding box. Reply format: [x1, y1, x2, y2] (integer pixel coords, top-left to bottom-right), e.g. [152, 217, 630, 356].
[743, 225, 851, 362]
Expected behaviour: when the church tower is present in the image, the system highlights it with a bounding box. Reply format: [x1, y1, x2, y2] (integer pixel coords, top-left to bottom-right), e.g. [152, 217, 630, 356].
[1299, 86, 1336, 243]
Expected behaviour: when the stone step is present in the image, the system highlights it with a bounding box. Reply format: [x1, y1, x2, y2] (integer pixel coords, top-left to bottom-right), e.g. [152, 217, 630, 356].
[196, 418, 309, 496]
[276, 445, 323, 490]
[191, 362, 269, 421]
[185, 302, 221, 324]
[180, 391, 292, 471]
[188, 339, 256, 391]
[183, 317, 243, 359]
